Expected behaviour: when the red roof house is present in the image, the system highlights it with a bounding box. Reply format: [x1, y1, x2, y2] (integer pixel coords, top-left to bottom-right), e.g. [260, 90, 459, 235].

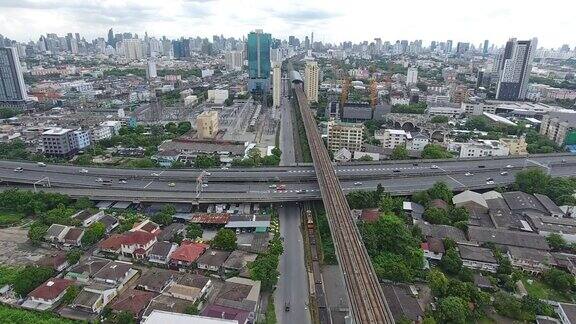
[170, 241, 209, 268]
[27, 278, 74, 307]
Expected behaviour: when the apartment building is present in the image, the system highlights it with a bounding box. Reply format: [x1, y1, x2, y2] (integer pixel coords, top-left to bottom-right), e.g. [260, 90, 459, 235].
[327, 121, 364, 152]
[375, 129, 412, 149]
[41, 128, 80, 157]
[458, 140, 509, 158]
[539, 112, 576, 146]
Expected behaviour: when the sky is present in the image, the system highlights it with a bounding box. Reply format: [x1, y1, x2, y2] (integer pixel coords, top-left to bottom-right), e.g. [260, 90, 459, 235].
[0, 0, 574, 49]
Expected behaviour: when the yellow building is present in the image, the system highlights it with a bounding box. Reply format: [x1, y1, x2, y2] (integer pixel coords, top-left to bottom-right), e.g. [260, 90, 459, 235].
[327, 121, 364, 153]
[196, 110, 219, 139]
[500, 136, 528, 155]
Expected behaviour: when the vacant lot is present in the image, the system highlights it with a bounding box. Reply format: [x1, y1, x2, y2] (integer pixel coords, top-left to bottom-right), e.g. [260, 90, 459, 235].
[0, 227, 52, 266]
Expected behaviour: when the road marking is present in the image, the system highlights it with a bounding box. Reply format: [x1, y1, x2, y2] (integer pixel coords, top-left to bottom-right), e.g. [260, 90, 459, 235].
[144, 181, 153, 189]
[438, 166, 465, 188]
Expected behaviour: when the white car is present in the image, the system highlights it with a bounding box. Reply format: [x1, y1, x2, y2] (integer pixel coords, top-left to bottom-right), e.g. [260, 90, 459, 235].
[95, 178, 103, 182]
[486, 180, 495, 185]
[354, 182, 362, 186]
[269, 184, 277, 189]
[13, 167, 23, 173]
[500, 171, 508, 176]
[79, 168, 88, 173]
[430, 165, 439, 169]
[205, 172, 212, 176]
[465, 172, 473, 176]
[37, 162, 46, 167]
[202, 183, 208, 188]
[168, 182, 176, 187]
[506, 164, 513, 168]
[151, 172, 160, 177]
[119, 179, 127, 184]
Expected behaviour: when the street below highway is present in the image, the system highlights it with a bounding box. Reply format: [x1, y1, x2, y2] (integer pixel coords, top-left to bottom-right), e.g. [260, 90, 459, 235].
[274, 204, 311, 324]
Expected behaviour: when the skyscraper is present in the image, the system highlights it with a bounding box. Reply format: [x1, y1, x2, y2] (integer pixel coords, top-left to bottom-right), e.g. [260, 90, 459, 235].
[0, 47, 27, 104]
[272, 62, 282, 108]
[304, 58, 319, 103]
[146, 59, 157, 79]
[247, 30, 271, 94]
[225, 50, 243, 71]
[496, 38, 537, 101]
[483, 40, 489, 55]
[107, 28, 115, 47]
[406, 67, 418, 85]
[446, 40, 453, 54]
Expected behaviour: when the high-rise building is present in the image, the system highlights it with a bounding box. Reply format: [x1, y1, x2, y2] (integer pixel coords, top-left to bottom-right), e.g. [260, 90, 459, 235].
[327, 121, 365, 152]
[406, 67, 418, 85]
[304, 58, 319, 103]
[146, 59, 157, 79]
[496, 38, 537, 101]
[247, 30, 271, 94]
[456, 42, 470, 54]
[123, 39, 143, 61]
[446, 40, 453, 53]
[107, 28, 115, 47]
[272, 62, 281, 108]
[483, 40, 489, 55]
[0, 47, 27, 104]
[225, 50, 243, 70]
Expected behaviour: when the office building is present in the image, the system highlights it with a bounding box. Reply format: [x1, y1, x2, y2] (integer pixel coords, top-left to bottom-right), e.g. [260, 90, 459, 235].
[272, 62, 281, 108]
[539, 112, 576, 146]
[0, 47, 27, 104]
[146, 59, 157, 79]
[483, 40, 489, 55]
[41, 128, 79, 157]
[496, 38, 537, 101]
[196, 111, 219, 139]
[406, 67, 418, 85]
[247, 30, 271, 94]
[207, 89, 229, 104]
[456, 42, 470, 54]
[446, 40, 453, 53]
[224, 50, 243, 71]
[304, 58, 319, 103]
[123, 39, 143, 61]
[375, 129, 412, 149]
[327, 121, 364, 152]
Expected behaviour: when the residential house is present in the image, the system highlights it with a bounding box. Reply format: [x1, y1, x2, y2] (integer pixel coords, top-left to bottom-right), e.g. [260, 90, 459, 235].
[22, 278, 74, 311]
[36, 252, 69, 272]
[557, 302, 576, 324]
[197, 249, 232, 272]
[421, 237, 445, 261]
[201, 304, 251, 324]
[144, 310, 238, 324]
[93, 261, 138, 289]
[164, 274, 212, 303]
[506, 246, 557, 274]
[44, 224, 70, 243]
[223, 251, 258, 274]
[99, 215, 119, 233]
[452, 190, 489, 213]
[473, 274, 494, 290]
[212, 277, 261, 319]
[534, 194, 565, 217]
[143, 294, 190, 318]
[98, 234, 125, 254]
[110, 288, 158, 319]
[131, 220, 161, 235]
[65, 258, 110, 283]
[72, 210, 105, 227]
[225, 214, 271, 233]
[136, 269, 180, 293]
[148, 241, 178, 265]
[358, 209, 380, 223]
[458, 244, 499, 273]
[415, 221, 467, 242]
[381, 283, 424, 323]
[63, 227, 85, 247]
[99, 231, 157, 259]
[467, 226, 550, 250]
[71, 283, 117, 315]
[157, 223, 186, 242]
[554, 253, 576, 276]
[526, 214, 576, 243]
[169, 241, 208, 268]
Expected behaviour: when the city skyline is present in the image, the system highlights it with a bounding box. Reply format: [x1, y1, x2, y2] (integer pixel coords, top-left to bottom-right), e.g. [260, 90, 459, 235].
[0, 0, 575, 48]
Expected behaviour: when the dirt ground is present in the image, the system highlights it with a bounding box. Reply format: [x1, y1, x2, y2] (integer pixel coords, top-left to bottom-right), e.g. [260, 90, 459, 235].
[0, 227, 53, 266]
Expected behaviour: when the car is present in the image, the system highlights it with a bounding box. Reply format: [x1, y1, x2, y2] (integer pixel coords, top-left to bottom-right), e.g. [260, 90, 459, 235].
[168, 182, 176, 187]
[393, 169, 401, 173]
[284, 302, 290, 312]
[13, 167, 23, 172]
[298, 189, 307, 194]
[95, 178, 103, 182]
[151, 172, 160, 177]
[506, 164, 513, 168]
[486, 180, 495, 185]
[37, 162, 46, 167]
[79, 168, 88, 173]
[412, 163, 419, 166]
[486, 177, 494, 182]
[276, 185, 286, 191]
[202, 183, 208, 188]
[269, 184, 277, 189]
[354, 181, 362, 186]
[221, 166, 229, 170]
[478, 165, 486, 168]
[500, 171, 508, 175]
[119, 179, 127, 184]
[562, 159, 567, 164]
[430, 165, 439, 169]
[205, 172, 211, 176]
[465, 172, 473, 176]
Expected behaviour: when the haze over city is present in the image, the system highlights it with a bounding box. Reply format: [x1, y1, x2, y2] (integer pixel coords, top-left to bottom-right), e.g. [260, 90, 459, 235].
[0, 0, 575, 47]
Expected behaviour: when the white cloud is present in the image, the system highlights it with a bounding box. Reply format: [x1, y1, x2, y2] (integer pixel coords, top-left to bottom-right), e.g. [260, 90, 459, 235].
[0, 0, 574, 48]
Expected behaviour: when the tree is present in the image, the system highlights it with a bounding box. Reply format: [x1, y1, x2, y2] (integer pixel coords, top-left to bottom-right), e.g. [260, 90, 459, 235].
[271, 147, 282, 157]
[28, 221, 48, 245]
[12, 266, 54, 297]
[428, 269, 448, 296]
[184, 303, 199, 315]
[464, 116, 492, 131]
[66, 249, 83, 265]
[194, 154, 218, 168]
[513, 169, 550, 195]
[424, 208, 450, 225]
[436, 296, 469, 324]
[421, 144, 452, 159]
[448, 207, 469, 224]
[440, 248, 463, 275]
[74, 197, 94, 210]
[412, 191, 431, 207]
[211, 228, 237, 251]
[171, 232, 184, 244]
[431, 115, 449, 124]
[357, 155, 374, 162]
[114, 311, 135, 324]
[390, 145, 409, 160]
[250, 253, 280, 290]
[186, 223, 203, 240]
[428, 181, 453, 202]
[177, 121, 192, 135]
[81, 222, 106, 246]
[152, 204, 176, 226]
[373, 252, 414, 282]
[62, 285, 80, 304]
[493, 291, 528, 321]
[546, 233, 567, 250]
[379, 194, 404, 216]
[247, 147, 262, 164]
[164, 122, 178, 134]
[542, 268, 575, 292]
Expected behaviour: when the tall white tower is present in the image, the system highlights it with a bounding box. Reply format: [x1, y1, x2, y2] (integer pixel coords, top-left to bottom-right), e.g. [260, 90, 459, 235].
[406, 67, 418, 85]
[272, 62, 282, 108]
[304, 59, 319, 103]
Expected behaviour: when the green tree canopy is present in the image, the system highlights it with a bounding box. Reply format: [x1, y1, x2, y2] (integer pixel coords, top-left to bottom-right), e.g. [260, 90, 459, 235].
[436, 296, 469, 324]
[186, 223, 203, 240]
[421, 144, 452, 159]
[81, 222, 106, 246]
[211, 228, 237, 251]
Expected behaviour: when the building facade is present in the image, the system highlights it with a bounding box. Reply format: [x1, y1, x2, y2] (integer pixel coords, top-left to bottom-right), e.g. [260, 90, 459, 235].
[196, 111, 219, 139]
[539, 112, 576, 146]
[496, 38, 537, 101]
[406, 67, 418, 85]
[272, 62, 281, 108]
[41, 128, 79, 157]
[327, 121, 364, 152]
[247, 30, 271, 93]
[304, 59, 319, 103]
[375, 129, 411, 149]
[0, 47, 27, 104]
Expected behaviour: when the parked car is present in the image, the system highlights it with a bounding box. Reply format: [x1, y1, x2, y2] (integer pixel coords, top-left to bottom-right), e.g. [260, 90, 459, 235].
[354, 181, 362, 186]
[13, 167, 23, 172]
[37, 162, 46, 167]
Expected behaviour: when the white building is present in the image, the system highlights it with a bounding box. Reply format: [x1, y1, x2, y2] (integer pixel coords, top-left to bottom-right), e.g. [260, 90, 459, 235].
[73, 130, 91, 150]
[122, 39, 143, 61]
[224, 50, 243, 71]
[304, 58, 319, 103]
[146, 59, 157, 79]
[90, 126, 112, 142]
[184, 95, 198, 107]
[375, 129, 412, 149]
[406, 67, 418, 85]
[458, 140, 510, 158]
[101, 121, 122, 136]
[408, 133, 430, 151]
[272, 62, 281, 108]
[207, 90, 229, 105]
